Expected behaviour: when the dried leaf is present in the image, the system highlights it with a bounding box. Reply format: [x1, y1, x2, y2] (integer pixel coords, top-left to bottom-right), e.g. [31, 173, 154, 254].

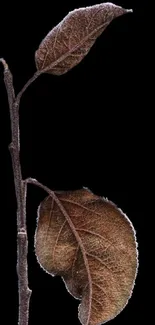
[35, 3, 132, 75]
[35, 188, 138, 325]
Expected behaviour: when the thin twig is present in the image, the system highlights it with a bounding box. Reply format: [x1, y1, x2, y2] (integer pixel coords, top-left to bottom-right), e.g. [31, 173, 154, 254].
[1, 58, 40, 325]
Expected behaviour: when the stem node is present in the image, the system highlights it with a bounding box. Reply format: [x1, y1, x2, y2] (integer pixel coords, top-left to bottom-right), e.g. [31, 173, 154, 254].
[8, 142, 15, 150]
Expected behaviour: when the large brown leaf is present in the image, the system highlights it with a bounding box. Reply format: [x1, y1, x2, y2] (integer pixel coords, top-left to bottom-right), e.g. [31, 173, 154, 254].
[35, 188, 138, 325]
[35, 3, 132, 75]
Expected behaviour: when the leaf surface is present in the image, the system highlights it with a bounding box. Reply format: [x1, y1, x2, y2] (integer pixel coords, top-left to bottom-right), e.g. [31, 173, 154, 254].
[35, 3, 132, 75]
[35, 188, 138, 325]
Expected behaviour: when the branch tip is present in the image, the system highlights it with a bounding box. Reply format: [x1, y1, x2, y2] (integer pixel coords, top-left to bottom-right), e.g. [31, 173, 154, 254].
[0, 58, 8, 71]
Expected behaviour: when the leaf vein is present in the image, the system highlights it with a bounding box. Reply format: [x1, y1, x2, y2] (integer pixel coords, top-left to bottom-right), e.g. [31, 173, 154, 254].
[52, 219, 67, 267]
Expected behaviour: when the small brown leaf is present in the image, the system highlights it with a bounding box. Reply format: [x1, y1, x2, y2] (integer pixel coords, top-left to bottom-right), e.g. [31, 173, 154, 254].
[35, 188, 138, 325]
[35, 3, 132, 75]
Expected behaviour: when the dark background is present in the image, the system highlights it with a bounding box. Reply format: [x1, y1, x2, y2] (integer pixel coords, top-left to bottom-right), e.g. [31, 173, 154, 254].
[1, 1, 145, 324]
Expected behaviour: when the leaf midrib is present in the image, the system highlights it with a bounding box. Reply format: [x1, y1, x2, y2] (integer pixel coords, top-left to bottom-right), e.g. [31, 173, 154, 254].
[40, 21, 108, 73]
[52, 192, 93, 325]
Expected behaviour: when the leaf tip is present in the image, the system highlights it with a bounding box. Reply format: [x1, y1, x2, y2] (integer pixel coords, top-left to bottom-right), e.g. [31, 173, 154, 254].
[126, 8, 133, 13]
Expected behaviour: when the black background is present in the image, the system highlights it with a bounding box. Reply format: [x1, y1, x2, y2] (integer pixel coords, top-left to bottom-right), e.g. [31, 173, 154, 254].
[1, 1, 145, 324]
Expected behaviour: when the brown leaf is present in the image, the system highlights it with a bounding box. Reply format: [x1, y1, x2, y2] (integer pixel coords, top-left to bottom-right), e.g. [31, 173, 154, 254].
[35, 3, 132, 75]
[35, 188, 138, 325]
